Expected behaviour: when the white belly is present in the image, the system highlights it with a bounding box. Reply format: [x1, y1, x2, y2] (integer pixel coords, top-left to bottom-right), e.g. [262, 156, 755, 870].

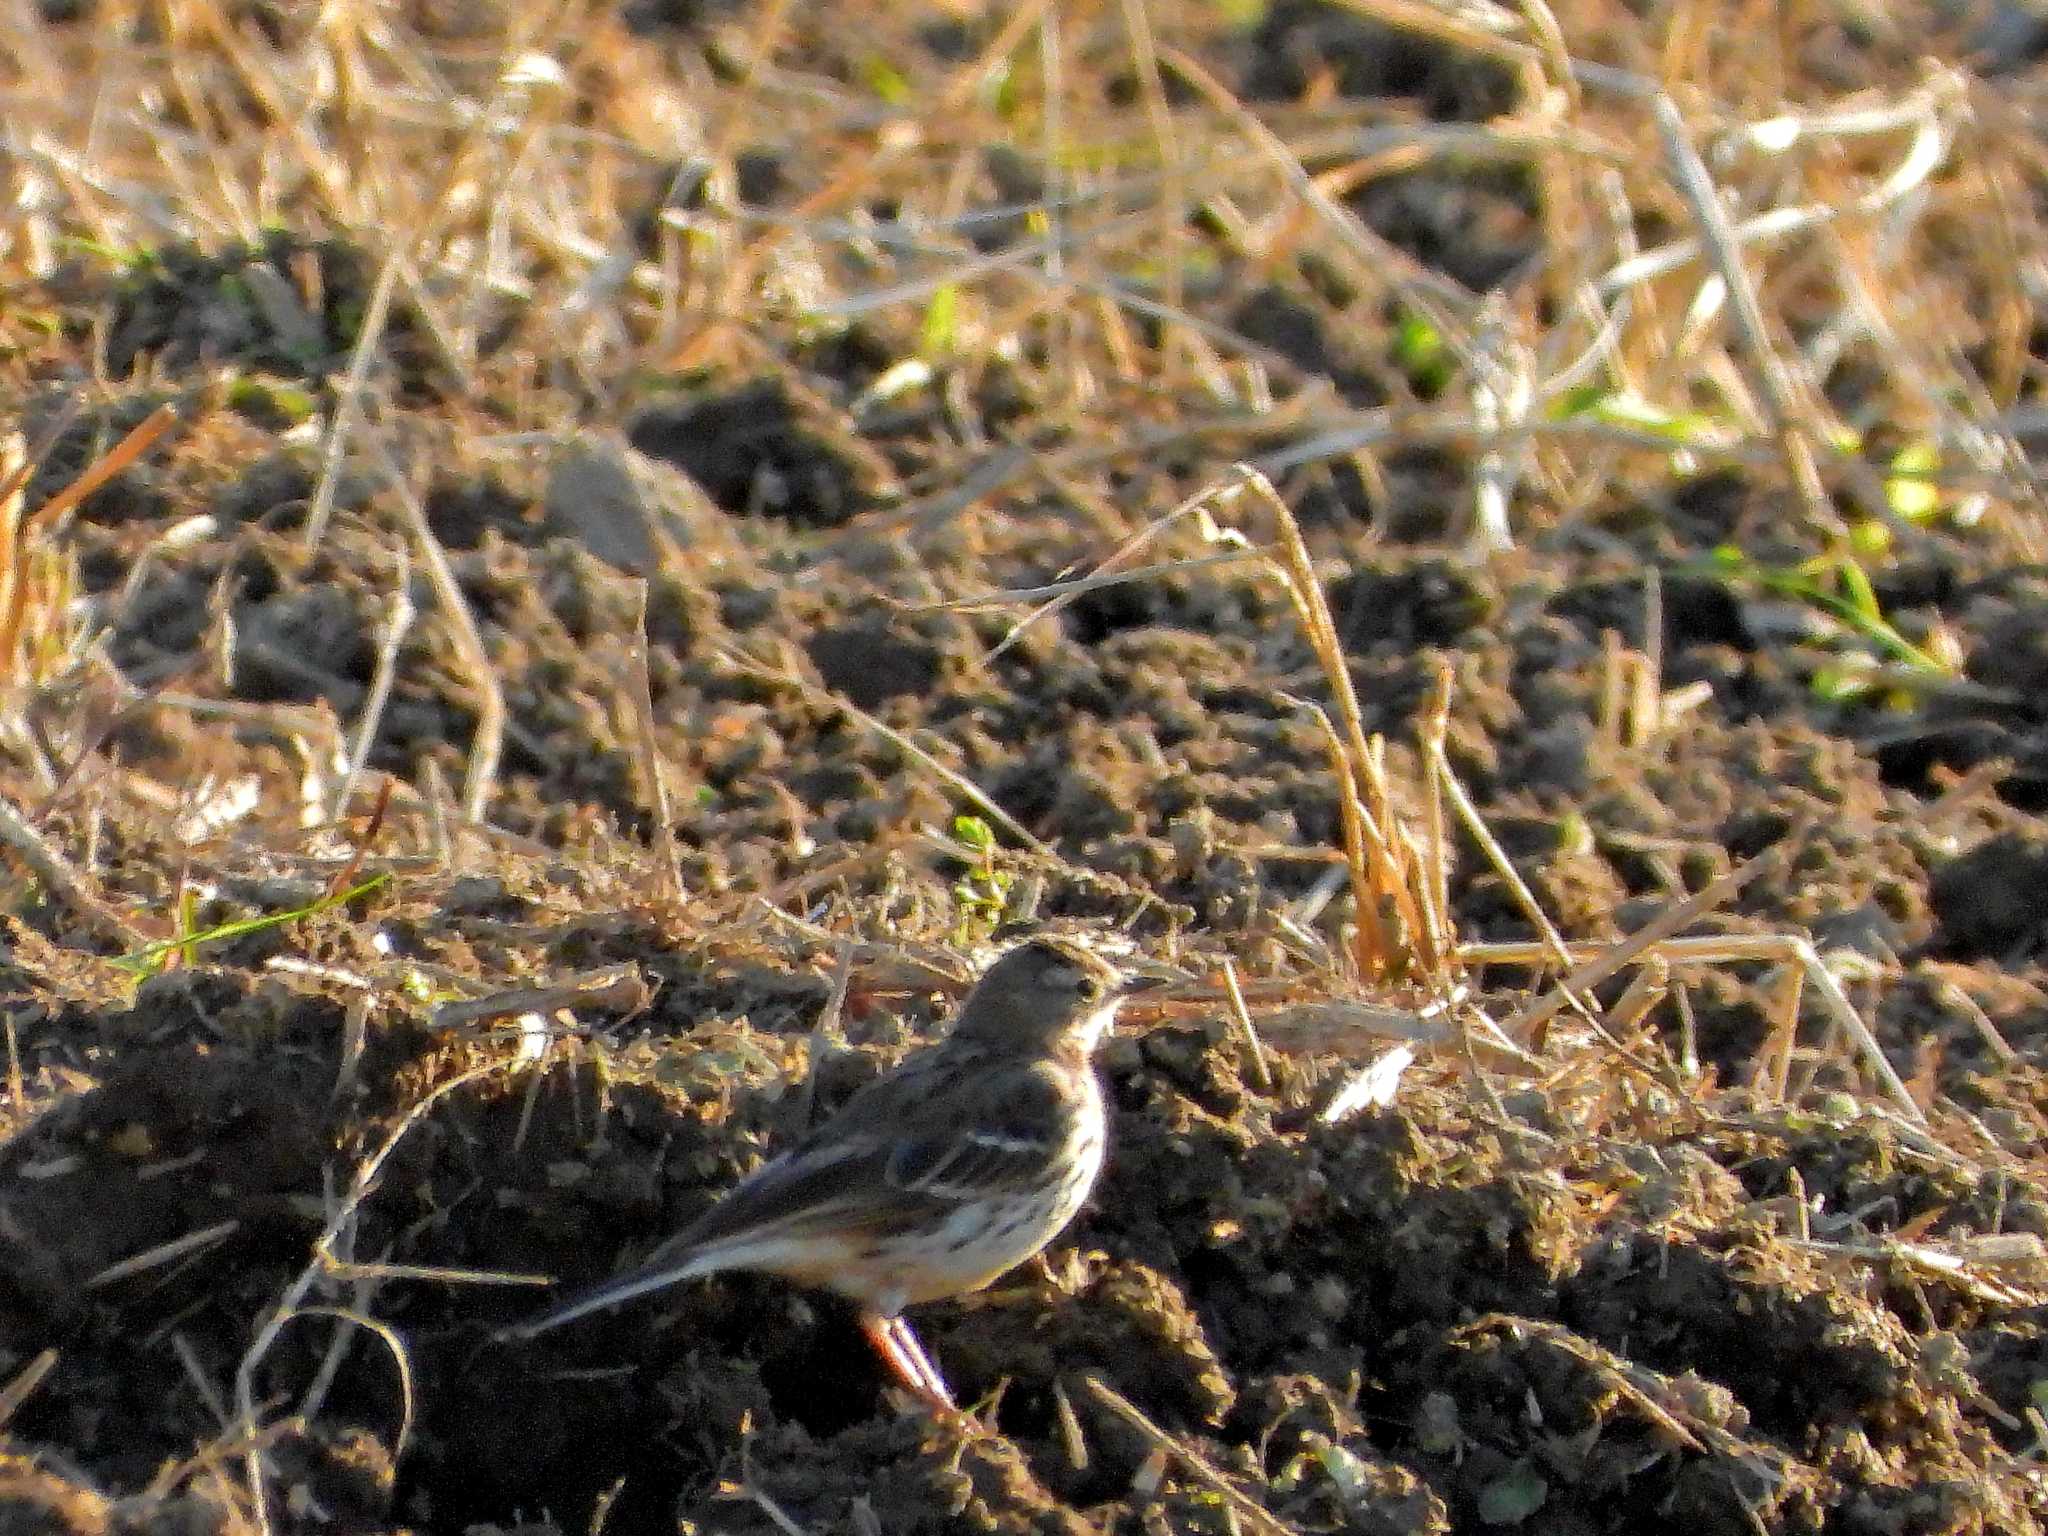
[887, 1097, 1106, 1306]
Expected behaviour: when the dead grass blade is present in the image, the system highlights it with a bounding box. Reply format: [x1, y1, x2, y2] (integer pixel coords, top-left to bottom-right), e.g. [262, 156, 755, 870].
[1483, 846, 1780, 1040]
[1239, 468, 1444, 986]
[429, 964, 651, 1033]
[1648, 95, 1833, 528]
[912, 550, 1261, 613]
[1472, 920, 1927, 1124]
[0, 1347, 58, 1431]
[1079, 1374, 1298, 1536]
[328, 548, 414, 826]
[284, 1302, 417, 1465]
[909, 460, 1451, 989]
[19, 403, 178, 538]
[2, 406, 178, 693]
[85, 1220, 240, 1289]
[237, 1057, 526, 1536]
[374, 444, 504, 825]
[5, 1008, 23, 1112]
[625, 579, 685, 903]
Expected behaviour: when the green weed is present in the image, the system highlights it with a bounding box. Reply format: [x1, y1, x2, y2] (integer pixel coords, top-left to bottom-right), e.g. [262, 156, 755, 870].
[1685, 544, 1950, 702]
[116, 872, 391, 978]
[948, 814, 1012, 941]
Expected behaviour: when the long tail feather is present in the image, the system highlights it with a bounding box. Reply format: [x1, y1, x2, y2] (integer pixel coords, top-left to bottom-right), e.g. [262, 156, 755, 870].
[496, 1251, 713, 1340]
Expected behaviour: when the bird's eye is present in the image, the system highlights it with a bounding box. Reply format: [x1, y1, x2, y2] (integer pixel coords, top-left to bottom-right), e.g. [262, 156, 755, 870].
[1074, 972, 1106, 1002]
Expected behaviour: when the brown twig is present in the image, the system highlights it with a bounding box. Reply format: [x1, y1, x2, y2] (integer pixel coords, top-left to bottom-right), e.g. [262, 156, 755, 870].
[429, 965, 651, 1033]
[1078, 1375, 1296, 1536]
[626, 579, 685, 904]
[0, 1348, 57, 1431]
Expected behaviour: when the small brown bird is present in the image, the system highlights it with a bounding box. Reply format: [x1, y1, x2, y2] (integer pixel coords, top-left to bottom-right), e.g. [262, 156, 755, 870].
[501, 935, 1155, 1409]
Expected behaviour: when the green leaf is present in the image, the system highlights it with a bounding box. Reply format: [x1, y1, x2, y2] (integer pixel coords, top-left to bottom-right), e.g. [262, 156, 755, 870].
[227, 376, 317, 426]
[62, 236, 159, 274]
[1676, 550, 1950, 676]
[1546, 386, 1719, 443]
[1818, 1091, 1862, 1123]
[1847, 519, 1891, 559]
[858, 53, 911, 106]
[115, 873, 392, 975]
[1835, 558, 1882, 623]
[920, 283, 960, 360]
[1393, 307, 1451, 395]
[951, 814, 997, 854]
[1708, 543, 1746, 570]
[1886, 441, 1942, 521]
[1809, 664, 1874, 703]
[1555, 811, 1593, 858]
[979, 59, 1018, 119]
[1548, 382, 1608, 419]
[176, 884, 202, 972]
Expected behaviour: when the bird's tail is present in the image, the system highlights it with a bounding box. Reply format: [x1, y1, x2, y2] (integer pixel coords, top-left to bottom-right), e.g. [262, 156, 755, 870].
[495, 1247, 713, 1341]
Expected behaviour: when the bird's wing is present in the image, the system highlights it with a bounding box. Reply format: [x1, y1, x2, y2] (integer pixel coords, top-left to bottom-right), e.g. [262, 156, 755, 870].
[881, 1090, 1070, 1204]
[669, 1132, 901, 1243]
[499, 1055, 1077, 1338]
[680, 1053, 1074, 1248]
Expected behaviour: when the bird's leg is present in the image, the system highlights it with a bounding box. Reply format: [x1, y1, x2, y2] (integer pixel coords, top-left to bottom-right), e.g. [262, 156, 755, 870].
[887, 1316, 956, 1407]
[859, 1314, 956, 1411]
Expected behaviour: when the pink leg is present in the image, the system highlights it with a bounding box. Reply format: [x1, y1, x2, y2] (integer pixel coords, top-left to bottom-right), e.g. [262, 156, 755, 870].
[859, 1314, 956, 1411]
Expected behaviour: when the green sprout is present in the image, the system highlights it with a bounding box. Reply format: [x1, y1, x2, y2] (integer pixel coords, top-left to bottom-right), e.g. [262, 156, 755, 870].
[1548, 383, 1723, 446]
[858, 53, 911, 106]
[116, 873, 390, 978]
[227, 375, 318, 427]
[1885, 440, 1943, 522]
[1392, 307, 1452, 397]
[1687, 544, 1951, 704]
[948, 814, 1013, 941]
[978, 57, 1020, 119]
[61, 236, 161, 274]
[919, 283, 960, 361]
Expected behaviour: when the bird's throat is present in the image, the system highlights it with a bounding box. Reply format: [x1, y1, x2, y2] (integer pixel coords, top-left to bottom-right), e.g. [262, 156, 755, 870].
[1069, 999, 1120, 1058]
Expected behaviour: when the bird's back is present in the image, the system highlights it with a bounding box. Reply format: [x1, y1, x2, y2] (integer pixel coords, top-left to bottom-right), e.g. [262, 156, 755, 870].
[662, 1044, 1104, 1309]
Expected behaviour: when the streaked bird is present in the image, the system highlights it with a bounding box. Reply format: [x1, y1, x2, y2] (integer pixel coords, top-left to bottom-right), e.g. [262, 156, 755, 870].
[500, 934, 1156, 1409]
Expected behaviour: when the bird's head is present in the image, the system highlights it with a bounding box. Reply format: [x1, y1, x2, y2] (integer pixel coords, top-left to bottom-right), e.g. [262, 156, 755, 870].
[948, 935, 1158, 1057]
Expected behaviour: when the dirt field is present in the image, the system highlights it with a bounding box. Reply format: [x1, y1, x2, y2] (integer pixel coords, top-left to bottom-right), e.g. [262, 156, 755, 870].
[6, 0, 2048, 1532]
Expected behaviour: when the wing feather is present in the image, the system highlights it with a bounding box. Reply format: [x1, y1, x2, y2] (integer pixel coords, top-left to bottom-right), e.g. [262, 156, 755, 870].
[885, 1127, 1057, 1201]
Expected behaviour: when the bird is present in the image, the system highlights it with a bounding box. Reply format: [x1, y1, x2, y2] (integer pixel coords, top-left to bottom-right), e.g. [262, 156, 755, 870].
[498, 934, 1159, 1411]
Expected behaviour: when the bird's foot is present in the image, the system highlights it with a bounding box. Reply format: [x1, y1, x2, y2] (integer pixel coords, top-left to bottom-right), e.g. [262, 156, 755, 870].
[862, 1314, 959, 1414]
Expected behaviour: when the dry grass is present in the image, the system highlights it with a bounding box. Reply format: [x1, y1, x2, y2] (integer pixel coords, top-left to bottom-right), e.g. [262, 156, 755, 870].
[2, 0, 2033, 535]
